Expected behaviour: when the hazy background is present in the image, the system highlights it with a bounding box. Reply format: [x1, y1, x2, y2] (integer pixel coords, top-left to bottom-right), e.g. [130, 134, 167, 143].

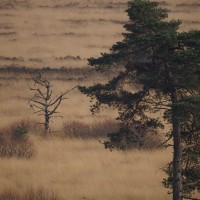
[0, 0, 200, 128]
[0, 0, 200, 68]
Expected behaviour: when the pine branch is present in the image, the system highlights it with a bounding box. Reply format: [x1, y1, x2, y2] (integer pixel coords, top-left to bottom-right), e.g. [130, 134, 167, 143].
[155, 134, 173, 149]
[183, 196, 200, 200]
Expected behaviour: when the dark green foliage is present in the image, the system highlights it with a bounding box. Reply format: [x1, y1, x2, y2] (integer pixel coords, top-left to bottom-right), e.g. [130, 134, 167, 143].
[102, 124, 163, 150]
[103, 126, 139, 150]
[163, 98, 200, 197]
[79, 0, 200, 198]
[10, 121, 29, 139]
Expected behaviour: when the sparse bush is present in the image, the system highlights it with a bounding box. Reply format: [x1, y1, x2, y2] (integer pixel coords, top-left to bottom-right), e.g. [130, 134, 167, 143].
[0, 188, 60, 200]
[63, 120, 118, 139]
[10, 121, 29, 139]
[0, 120, 36, 158]
[63, 120, 163, 149]
[10, 119, 41, 135]
[63, 121, 90, 138]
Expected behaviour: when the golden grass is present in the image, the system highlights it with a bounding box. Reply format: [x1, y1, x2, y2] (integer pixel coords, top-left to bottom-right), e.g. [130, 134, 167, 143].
[0, 136, 172, 200]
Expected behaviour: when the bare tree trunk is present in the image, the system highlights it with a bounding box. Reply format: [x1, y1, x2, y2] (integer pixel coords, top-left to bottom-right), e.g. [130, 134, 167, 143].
[171, 87, 182, 200]
[44, 107, 49, 133]
[44, 84, 50, 134]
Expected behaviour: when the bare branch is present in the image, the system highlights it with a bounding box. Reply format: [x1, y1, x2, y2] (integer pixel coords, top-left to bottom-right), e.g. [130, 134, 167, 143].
[49, 86, 77, 107]
[30, 104, 44, 110]
[61, 85, 78, 96]
[30, 87, 45, 98]
[33, 94, 45, 100]
[33, 109, 45, 114]
[49, 98, 62, 115]
[31, 99, 46, 106]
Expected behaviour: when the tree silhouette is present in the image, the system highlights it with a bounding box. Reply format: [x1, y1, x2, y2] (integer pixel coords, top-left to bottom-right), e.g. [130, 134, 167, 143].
[79, 0, 200, 199]
[29, 73, 77, 133]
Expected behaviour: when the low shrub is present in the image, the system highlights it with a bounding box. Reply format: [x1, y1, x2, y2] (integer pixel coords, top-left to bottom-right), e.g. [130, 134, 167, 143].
[0, 120, 36, 158]
[0, 188, 60, 200]
[63, 120, 164, 150]
[63, 120, 118, 139]
[9, 119, 41, 135]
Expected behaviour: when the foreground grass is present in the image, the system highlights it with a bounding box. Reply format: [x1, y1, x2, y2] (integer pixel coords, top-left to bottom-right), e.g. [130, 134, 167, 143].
[0, 136, 172, 200]
[0, 188, 59, 200]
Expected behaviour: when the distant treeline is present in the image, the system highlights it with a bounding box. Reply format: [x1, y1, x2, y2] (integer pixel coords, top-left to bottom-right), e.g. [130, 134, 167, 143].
[0, 65, 96, 76]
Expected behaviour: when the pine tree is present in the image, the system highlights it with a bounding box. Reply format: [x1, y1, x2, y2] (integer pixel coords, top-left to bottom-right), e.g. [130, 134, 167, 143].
[79, 0, 200, 199]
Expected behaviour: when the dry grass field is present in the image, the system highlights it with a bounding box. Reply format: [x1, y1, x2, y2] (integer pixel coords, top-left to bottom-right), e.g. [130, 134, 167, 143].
[0, 0, 200, 199]
[0, 137, 172, 200]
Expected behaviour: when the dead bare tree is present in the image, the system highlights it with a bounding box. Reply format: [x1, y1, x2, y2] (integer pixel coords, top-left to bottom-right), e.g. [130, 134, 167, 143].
[29, 73, 77, 133]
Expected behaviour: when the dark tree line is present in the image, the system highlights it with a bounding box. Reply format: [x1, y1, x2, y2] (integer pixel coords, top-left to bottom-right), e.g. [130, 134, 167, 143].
[79, 0, 200, 199]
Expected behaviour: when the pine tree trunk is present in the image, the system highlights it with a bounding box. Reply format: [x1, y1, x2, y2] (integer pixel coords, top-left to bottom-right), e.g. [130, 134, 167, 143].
[171, 88, 182, 200]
